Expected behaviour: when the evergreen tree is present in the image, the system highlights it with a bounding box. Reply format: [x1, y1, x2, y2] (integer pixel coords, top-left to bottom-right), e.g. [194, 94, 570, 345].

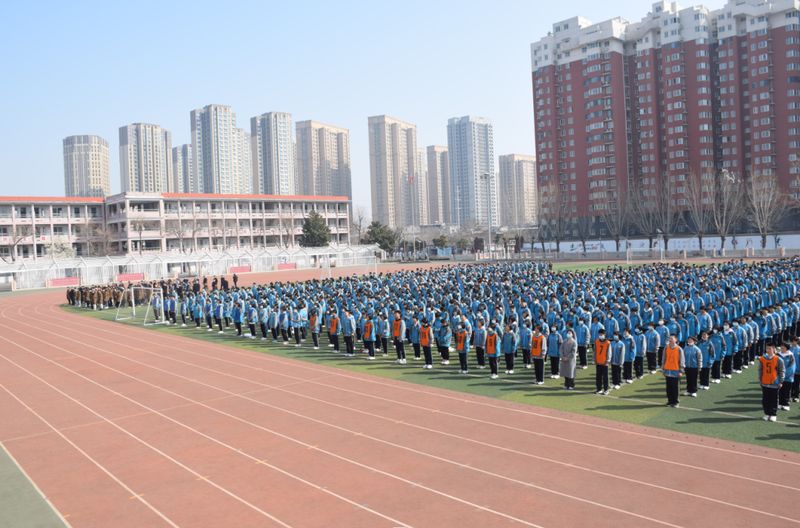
[298, 210, 331, 247]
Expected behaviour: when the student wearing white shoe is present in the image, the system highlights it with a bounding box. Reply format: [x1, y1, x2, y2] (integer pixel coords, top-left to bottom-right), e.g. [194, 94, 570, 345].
[343, 308, 356, 356]
[455, 322, 471, 373]
[501, 322, 517, 374]
[759, 344, 784, 422]
[362, 313, 376, 358]
[547, 326, 562, 379]
[594, 331, 610, 395]
[560, 329, 577, 390]
[531, 326, 547, 384]
[436, 318, 452, 365]
[519, 320, 533, 370]
[662, 335, 685, 408]
[697, 332, 715, 390]
[392, 310, 407, 363]
[420, 318, 434, 368]
[485, 324, 500, 379]
[473, 319, 487, 369]
[609, 333, 625, 389]
[309, 309, 322, 349]
[778, 342, 795, 411]
[791, 338, 800, 402]
[683, 336, 702, 397]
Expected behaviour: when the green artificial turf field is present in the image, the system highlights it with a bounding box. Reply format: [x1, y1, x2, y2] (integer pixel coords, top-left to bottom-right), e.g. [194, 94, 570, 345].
[65, 304, 800, 453]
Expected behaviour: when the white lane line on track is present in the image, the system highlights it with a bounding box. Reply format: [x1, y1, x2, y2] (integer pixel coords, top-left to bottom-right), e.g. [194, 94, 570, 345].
[47, 302, 800, 492]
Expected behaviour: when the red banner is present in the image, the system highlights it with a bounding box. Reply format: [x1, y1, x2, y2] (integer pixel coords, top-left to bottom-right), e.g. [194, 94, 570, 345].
[117, 273, 145, 282]
[229, 265, 251, 274]
[276, 263, 297, 270]
[49, 276, 80, 287]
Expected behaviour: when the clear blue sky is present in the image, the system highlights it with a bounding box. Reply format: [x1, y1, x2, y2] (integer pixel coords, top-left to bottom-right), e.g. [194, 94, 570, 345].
[0, 0, 722, 214]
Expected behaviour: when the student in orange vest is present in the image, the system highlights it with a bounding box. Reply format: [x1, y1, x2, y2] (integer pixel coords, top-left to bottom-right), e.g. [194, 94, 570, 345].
[392, 310, 407, 364]
[485, 323, 501, 380]
[594, 330, 611, 395]
[530, 325, 547, 385]
[759, 343, 785, 422]
[455, 322, 470, 374]
[362, 312, 376, 359]
[662, 335, 685, 408]
[327, 310, 341, 352]
[419, 318, 434, 369]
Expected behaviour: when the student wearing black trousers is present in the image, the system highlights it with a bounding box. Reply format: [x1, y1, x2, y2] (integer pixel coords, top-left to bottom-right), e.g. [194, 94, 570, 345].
[759, 344, 784, 422]
[530, 327, 546, 385]
[662, 336, 685, 408]
[778, 343, 795, 411]
[419, 319, 434, 369]
[594, 331, 610, 395]
[682, 337, 702, 397]
[485, 325, 500, 380]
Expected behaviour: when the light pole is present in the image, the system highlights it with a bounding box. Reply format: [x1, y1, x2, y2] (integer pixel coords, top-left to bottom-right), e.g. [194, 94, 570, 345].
[480, 171, 492, 258]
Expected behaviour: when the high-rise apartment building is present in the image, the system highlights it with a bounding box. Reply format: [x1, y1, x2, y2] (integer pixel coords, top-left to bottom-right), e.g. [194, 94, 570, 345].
[531, 0, 800, 227]
[414, 148, 429, 226]
[172, 144, 192, 193]
[498, 154, 537, 227]
[368, 115, 419, 229]
[234, 128, 253, 195]
[190, 104, 250, 194]
[296, 120, 352, 198]
[251, 112, 296, 195]
[119, 123, 173, 193]
[426, 145, 450, 226]
[446, 116, 497, 227]
[63, 135, 110, 197]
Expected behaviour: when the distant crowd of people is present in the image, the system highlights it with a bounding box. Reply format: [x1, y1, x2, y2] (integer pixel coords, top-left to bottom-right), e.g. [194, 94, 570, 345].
[67, 259, 800, 422]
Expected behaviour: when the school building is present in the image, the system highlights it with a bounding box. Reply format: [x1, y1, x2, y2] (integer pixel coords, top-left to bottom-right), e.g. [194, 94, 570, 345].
[0, 192, 351, 260]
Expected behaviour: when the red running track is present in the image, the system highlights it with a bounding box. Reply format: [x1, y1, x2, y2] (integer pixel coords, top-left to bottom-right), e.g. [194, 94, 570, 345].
[1, 291, 800, 528]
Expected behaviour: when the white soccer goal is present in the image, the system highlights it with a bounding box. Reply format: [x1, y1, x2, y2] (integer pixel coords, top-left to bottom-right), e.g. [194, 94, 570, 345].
[319, 255, 378, 280]
[115, 286, 169, 326]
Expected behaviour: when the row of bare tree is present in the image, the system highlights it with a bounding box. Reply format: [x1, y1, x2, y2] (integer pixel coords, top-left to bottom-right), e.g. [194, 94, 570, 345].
[537, 171, 794, 253]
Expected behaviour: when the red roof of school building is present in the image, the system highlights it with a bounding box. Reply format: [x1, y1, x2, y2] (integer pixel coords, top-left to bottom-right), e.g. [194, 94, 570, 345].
[161, 193, 350, 202]
[0, 196, 105, 203]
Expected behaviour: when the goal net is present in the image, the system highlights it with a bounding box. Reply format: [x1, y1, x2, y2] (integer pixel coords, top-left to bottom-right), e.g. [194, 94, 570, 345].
[114, 286, 169, 326]
[319, 255, 379, 280]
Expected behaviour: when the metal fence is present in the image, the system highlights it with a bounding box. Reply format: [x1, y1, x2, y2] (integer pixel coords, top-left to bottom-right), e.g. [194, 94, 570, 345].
[1, 245, 380, 290]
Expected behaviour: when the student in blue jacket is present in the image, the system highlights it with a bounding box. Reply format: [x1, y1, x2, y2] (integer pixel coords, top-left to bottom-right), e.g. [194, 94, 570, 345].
[709, 328, 724, 384]
[501, 322, 518, 375]
[519, 320, 533, 369]
[576, 319, 591, 369]
[610, 332, 625, 389]
[697, 331, 715, 390]
[778, 342, 796, 411]
[436, 319, 452, 366]
[547, 328, 562, 379]
[485, 323, 501, 380]
[473, 319, 487, 369]
[645, 323, 660, 374]
[633, 327, 647, 379]
[791, 337, 800, 403]
[683, 336, 703, 397]
[622, 328, 636, 384]
[410, 314, 422, 360]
